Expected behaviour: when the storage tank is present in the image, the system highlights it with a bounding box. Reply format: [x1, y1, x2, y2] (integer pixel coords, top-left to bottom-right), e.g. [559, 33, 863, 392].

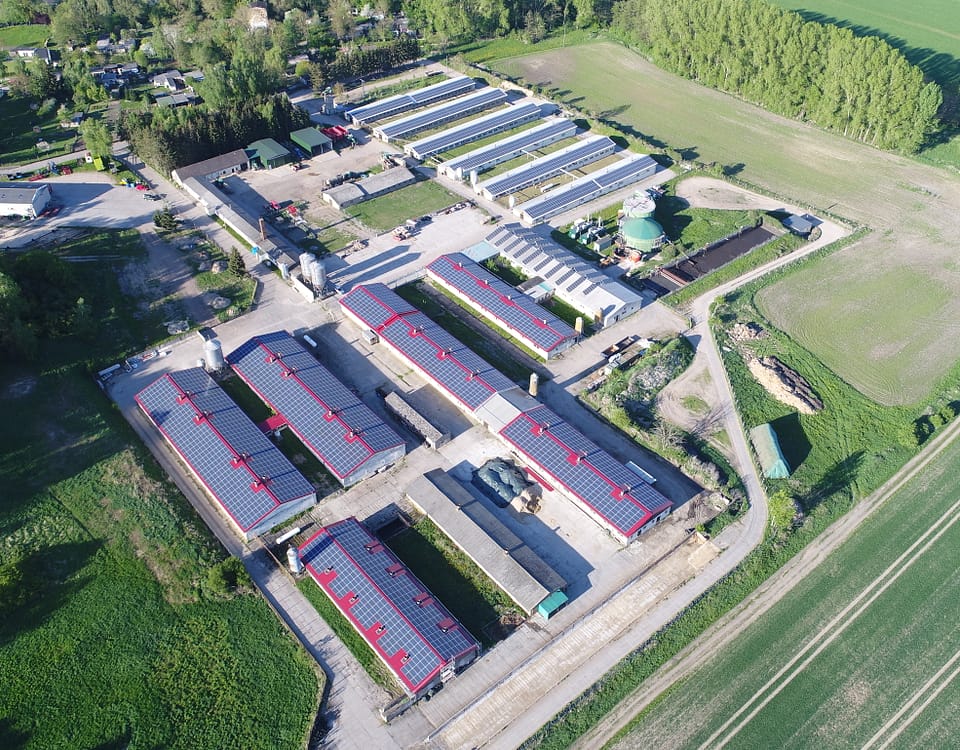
[621, 217, 665, 255]
[287, 546, 304, 575]
[203, 338, 225, 372]
[298, 252, 316, 278]
[309, 258, 326, 291]
[622, 190, 657, 219]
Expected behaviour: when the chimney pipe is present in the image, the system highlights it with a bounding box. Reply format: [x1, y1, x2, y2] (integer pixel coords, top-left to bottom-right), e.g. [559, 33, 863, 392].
[529, 372, 539, 397]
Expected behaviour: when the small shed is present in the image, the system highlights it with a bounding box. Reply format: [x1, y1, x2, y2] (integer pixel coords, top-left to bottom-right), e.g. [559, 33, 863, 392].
[782, 214, 814, 237]
[248, 138, 291, 169]
[749, 423, 791, 479]
[290, 127, 332, 156]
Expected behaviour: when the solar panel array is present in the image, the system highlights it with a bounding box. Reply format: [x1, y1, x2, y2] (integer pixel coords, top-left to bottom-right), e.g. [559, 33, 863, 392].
[405, 102, 542, 160]
[517, 153, 659, 224]
[339, 284, 516, 411]
[347, 75, 475, 125]
[300, 518, 479, 694]
[477, 135, 616, 199]
[440, 118, 577, 180]
[375, 88, 507, 141]
[135, 368, 314, 532]
[227, 332, 404, 483]
[499, 405, 672, 539]
[426, 253, 576, 353]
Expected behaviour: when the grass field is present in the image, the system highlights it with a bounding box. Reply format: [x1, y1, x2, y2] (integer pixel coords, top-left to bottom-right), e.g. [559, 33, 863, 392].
[491, 40, 960, 406]
[0, 234, 319, 748]
[346, 180, 460, 231]
[0, 24, 48, 48]
[0, 93, 78, 167]
[611, 429, 960, 750]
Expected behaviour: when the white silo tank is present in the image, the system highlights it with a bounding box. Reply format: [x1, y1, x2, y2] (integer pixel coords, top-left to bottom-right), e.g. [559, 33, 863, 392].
[310, 258, 326, 291]
[204, 339, 225, 372]
[298, 252, 316, 279]
[287, 546, 304, 575]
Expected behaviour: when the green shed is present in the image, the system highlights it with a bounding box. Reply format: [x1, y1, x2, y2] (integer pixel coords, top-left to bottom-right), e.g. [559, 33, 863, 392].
[248, 137, 291, 169]
[537, 590, 569, 620]
[749, 423, 791, 479]
[290, 127, 332, 156]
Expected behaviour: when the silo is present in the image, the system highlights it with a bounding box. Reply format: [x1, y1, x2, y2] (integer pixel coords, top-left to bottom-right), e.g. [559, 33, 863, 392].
[287, 546, 304, 575]
[298, 252, 316, 279]
[204, 338, 226, 372]
[310, 258, 326, 291]
[622, 190, 657, 219]
[620, 217, 665, 256]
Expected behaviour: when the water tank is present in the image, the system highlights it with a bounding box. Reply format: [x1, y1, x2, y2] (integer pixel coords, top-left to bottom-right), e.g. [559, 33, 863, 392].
[622, 190, 657, 219]
[204, 339, 225, 372]
[287, 546, 304, 575]
[310, 258, 326, 290]
[298, 252, 316, 278]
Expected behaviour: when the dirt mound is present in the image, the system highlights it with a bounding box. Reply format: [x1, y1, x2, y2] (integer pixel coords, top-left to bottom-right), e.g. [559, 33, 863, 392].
[747, 356, 822, 414]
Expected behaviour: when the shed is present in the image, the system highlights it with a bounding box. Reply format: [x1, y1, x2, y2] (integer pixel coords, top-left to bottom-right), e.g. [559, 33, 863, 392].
[749, 423, 791, 479]
[248, 138, 291, 169]
[782, 214, 814, 237]
[537, 590, 569, 619]
[290, 127, 332, 156]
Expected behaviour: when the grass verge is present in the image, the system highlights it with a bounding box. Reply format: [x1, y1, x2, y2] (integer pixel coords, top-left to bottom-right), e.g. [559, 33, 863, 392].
[346, 180, 460, 232]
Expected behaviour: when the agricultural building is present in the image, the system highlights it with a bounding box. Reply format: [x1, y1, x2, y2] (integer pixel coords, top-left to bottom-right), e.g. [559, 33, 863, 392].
[347, 75, 476, 126]
[289, 127, 333, 156]
[373, 88, 507, 142]
[0, 182, 51, 218]
[406, 469, 568, 617]
[321, 167, 417, 210]
[135, 368, 316, 540]
[227, 331, 405, 487]
[426, 252, 578, 359]
[170, 149, 251, 184]
[749, 423, 791, 479]
[247, 138, 291, 169]
[782, 214, 814, 237]
[620, 217, 665, 254]
[339, 285, 672, 542]
[404, 102, 544, 161]
[299, 517, 480, 698]
[475, 135, 616, 201]
[484, 224, 644, 328]
[439, 118, 577, 181]
[383, 391, 450, 449]
[515, 153, 659, 225]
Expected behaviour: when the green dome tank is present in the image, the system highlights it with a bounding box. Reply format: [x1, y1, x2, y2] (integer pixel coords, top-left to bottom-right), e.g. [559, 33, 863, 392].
[621, 217, 664, 253]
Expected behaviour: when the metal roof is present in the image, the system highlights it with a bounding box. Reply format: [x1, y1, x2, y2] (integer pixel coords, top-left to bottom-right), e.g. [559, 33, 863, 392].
[347, 75, 476, 124]
[499, 405, 672, 539]
[517, 153, 658, 223]
[440, 118, 577, 179]
[135, 368, 314, 532]
[290, 127, 332, 149]
[0, 182, 48, 205]
[339, 284, 515, 411]
[171, 149, 250, 182]
[227, 332, 404, 484]
[375, 88, 507, 141]
[426, 253, 576, 353]
[248, 138, 290, 162]
[477, 135, 616, 198]
[405, 102, 543, 160]
[299, 517, 479, 694]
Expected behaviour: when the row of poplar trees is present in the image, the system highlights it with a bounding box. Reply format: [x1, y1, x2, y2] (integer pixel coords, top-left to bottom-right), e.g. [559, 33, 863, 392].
[611, 0, 942, 152]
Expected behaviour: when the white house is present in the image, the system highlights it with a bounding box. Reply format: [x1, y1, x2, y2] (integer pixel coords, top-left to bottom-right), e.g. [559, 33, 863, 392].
[0, 183, 52, 218]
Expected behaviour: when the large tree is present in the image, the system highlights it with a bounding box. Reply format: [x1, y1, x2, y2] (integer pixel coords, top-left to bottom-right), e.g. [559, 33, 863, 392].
[79, 117, 112, 159]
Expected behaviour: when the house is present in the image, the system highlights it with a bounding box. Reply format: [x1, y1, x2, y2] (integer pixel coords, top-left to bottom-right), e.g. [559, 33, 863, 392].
[152, 70, 185, 92]
[248, 1, 270, 29]
[12, 47, 57, 65]
[0, 182, 52, 219]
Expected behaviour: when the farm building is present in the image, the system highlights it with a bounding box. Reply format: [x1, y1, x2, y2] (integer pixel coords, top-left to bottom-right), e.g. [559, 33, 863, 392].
[373, 88, 507, 142]
[425, 252, 578, 359]
[290, 127, 333, 156]
[782, 214, 814, 237]
[404, 101, 545, 161]
[749, 423, 791, 479]
[299, 517, 480, 699]
[248, 138, 291, 169]
[515, 153, 659, 225]
[406, 469, 568, 617]
[135, 368, 316, 540]
[171, 149, 251, 185]
[346, 75, 476, 126]
[322, 167, 418, 210]
[483, 224, 644, 328]
[339, 284, 673, 543]
[227, 331, 405, 487]
[0, 182, 51, 218]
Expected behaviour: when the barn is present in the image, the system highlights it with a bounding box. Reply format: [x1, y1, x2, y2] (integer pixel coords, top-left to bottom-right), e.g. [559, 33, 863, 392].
[0, 182, 51, 218]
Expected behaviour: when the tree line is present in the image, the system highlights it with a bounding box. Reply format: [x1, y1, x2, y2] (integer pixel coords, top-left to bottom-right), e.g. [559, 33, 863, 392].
[611, 0, 941, 152]
[326, 35, 419, 82]
[119, 93, 309, 175]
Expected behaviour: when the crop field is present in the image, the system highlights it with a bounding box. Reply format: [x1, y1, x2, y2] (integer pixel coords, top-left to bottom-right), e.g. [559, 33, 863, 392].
[611, 428, 960, 750]
[492, 41, 960, 406]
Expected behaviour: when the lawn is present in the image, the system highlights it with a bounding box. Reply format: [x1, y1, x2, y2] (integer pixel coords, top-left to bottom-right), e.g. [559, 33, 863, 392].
[0, 235, 319, 749]
[384, 518, 522, 648]
[611, 427, 960, 750]
[345, 180, 460, 232]
[437, 118, 543, 160]
[0, 93, 79, 167]
[0, 24, 49, 48]
[491, 41, 960, 406]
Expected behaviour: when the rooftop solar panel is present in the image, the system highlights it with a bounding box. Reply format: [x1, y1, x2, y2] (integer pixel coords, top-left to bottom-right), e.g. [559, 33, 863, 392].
[300, 518, 479, 694]
[376, 88, 507, 141]
[499, 405, 671, 539]
[347, 75, 475, 124]
[406, 102, 542, 159]
[441, 119, 577, 179]
[135, 368, 314, 532]
[227, 332, 404, 484]
[426, 253, 576, 353]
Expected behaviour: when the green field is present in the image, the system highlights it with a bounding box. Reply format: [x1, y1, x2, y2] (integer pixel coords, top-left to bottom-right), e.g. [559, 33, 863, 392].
[769, 0, 960, 85]
[612, 430, 960, 750]
[491, 41, 960, 406]
[345, 180, 459, 231]
[0, 24, 48, 48]
[0, 93, 78, 167]
[0, 233, 319, 748]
